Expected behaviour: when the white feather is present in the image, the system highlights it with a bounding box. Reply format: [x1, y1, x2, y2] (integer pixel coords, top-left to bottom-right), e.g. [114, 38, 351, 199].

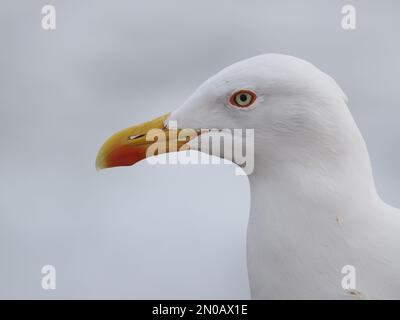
[168, 54, 400, 299]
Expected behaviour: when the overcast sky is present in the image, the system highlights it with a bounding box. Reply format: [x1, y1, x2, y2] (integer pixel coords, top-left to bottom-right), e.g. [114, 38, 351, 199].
[0, 0, 399, 299]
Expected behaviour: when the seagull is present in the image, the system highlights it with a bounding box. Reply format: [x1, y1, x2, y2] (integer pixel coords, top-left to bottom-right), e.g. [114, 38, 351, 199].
[96, 54, 400, 299]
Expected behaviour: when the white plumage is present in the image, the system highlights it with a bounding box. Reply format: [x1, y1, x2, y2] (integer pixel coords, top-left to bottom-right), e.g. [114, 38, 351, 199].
[168, 54, 400, 299]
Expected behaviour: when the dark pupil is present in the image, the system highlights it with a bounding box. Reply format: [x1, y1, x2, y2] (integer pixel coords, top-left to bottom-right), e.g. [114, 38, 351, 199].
[239, 94, 248, 102]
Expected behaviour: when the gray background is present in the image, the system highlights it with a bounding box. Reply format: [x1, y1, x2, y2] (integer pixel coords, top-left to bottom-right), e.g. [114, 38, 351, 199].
[0, 0, 399, 299]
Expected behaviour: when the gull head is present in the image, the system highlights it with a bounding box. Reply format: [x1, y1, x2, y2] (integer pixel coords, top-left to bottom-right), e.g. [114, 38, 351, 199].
[96, 54, 367, 178]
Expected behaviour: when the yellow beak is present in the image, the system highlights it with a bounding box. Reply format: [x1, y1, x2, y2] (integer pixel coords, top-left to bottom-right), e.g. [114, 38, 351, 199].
[95, 113, 192, 170]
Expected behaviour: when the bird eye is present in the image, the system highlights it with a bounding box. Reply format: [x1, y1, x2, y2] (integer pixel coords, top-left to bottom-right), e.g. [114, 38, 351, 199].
[229, 90, 257, 108]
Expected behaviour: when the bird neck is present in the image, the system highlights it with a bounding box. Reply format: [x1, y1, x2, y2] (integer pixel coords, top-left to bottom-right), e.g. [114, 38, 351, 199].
[248, 123, 380, 222]
[246, 150, 381, 299]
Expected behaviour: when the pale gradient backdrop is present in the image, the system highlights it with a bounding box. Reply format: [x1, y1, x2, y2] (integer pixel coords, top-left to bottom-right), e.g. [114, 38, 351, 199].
[0, 0, 399, 298]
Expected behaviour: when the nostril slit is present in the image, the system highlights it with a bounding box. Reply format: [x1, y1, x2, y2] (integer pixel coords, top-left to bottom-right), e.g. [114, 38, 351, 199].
[128, 134, 145, 140]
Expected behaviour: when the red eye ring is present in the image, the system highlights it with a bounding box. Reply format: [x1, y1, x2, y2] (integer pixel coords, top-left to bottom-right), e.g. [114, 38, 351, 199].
[229, 90, 257, 108]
